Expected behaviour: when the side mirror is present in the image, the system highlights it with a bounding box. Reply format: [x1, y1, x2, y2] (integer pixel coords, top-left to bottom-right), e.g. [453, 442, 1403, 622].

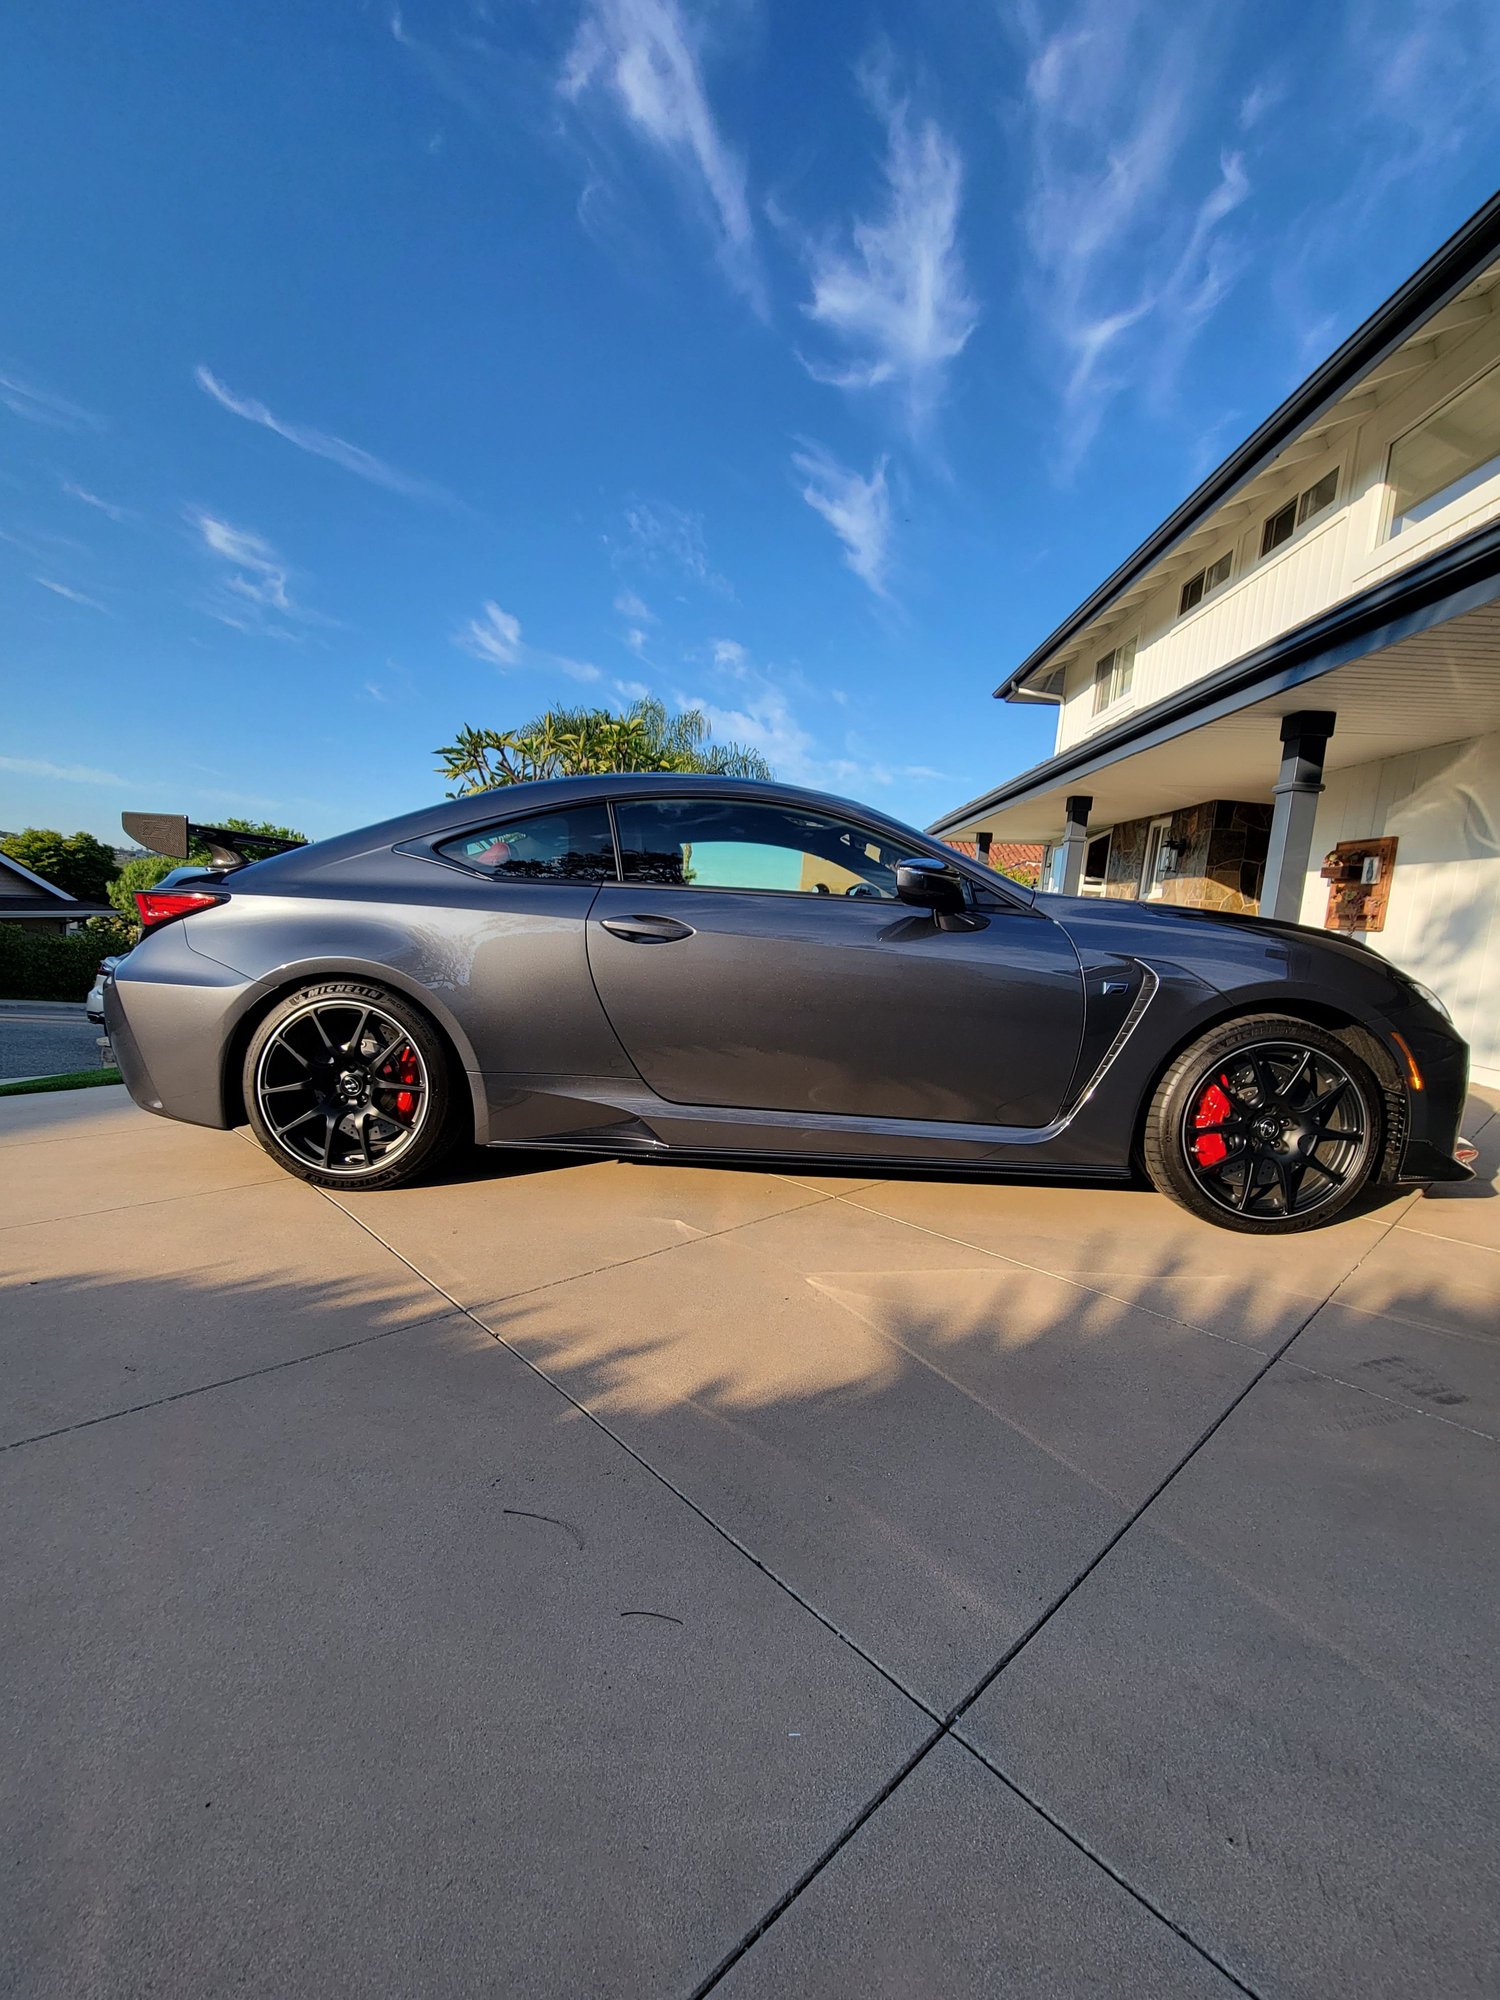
[895, 857, 965, 912]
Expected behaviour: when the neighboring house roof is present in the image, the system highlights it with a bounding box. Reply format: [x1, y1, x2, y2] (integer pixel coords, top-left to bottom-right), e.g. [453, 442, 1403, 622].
[932, 515, 1500, 836]
[0, 850, 114, 921]
[0, 850, 78, 901]
[945, 839, 1044, 876]
[997, 188, 1500, 701]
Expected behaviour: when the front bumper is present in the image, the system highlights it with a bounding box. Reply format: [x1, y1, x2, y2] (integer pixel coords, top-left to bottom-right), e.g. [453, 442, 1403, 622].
[1386, 1002, 1472, 1183]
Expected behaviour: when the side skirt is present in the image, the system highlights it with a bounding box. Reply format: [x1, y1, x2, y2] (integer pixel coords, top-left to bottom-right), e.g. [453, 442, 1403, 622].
[491, 1133, 1132, 1181]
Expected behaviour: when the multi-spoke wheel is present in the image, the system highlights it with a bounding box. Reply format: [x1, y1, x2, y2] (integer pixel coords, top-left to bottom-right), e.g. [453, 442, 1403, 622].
[1144, 1015, 1381, 1232]
[242, 980, 458, 1190]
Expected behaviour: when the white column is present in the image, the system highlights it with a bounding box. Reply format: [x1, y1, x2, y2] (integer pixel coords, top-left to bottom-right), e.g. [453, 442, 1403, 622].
[1053, 794, 1092, 896]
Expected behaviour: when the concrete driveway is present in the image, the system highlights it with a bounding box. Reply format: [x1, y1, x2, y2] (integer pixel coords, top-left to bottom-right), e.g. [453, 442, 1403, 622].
[2, 1086, 1497, 1999]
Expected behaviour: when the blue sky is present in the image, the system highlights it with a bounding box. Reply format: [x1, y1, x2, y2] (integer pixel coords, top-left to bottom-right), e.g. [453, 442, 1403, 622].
[4, 0, 1500, 848]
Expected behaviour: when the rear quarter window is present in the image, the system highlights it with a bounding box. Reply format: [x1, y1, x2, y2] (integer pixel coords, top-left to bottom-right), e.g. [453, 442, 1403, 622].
[437, 803, 617, 881]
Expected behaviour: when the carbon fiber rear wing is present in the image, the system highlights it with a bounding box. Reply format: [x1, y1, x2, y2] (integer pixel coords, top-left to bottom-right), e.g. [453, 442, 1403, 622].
[121, 812, 306, 870]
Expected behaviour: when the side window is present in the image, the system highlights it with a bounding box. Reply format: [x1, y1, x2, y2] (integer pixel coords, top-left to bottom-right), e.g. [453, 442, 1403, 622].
[437, 804, 617, 882]
[613, 797, 905, 899]
[1388, 361, 1500, 537]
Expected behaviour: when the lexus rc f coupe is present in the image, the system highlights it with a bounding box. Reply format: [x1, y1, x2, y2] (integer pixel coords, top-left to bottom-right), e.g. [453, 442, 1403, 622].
[105, 775, 1473, 1234]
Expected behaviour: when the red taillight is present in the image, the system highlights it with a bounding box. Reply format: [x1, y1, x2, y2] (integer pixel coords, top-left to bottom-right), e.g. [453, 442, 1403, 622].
[134, 890, 226, 931]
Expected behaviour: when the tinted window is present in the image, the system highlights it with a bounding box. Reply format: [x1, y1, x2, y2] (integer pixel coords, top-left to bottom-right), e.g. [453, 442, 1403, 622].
[614, 797, 905, 898]
[438, 804, 617, 882]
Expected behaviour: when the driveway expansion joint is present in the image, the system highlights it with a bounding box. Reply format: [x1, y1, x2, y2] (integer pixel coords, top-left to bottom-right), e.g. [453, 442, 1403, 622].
[218, 1125, 1466, 1995]
[316, 1182, 946, 1724]
[686, 1175, 1413, 1994]
[0, 1306, 464, 1454]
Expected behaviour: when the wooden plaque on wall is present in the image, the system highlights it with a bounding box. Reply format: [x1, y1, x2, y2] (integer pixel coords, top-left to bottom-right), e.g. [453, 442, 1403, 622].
[1321, 837, 1398, 933]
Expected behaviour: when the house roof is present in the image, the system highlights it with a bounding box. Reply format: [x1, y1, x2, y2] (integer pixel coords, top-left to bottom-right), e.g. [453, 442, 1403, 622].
[932, 514, 1500, 837]
[996, 188, 1500, 702]
[945, 839, 1044, 869]
[0, 850, 78, 901]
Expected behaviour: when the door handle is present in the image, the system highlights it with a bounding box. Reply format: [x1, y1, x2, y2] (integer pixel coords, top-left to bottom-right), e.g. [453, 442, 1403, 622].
[599, 914, 695, 943]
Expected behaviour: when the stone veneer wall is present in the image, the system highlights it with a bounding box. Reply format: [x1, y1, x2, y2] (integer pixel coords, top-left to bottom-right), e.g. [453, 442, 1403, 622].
[1100, 799, 1271, 912]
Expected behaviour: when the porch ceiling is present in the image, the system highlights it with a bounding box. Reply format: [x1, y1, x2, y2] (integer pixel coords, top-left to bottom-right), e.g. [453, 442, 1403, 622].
[953, 599, 1500, 844]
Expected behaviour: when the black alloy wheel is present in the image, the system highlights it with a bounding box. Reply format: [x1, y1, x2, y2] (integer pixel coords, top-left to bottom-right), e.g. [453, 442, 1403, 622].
[1145, 1015, 1382, 1233]
[243, 980, 457, 1190]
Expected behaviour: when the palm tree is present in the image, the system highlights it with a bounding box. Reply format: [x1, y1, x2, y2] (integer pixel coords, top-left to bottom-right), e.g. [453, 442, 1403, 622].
[435, 698, 771, 795]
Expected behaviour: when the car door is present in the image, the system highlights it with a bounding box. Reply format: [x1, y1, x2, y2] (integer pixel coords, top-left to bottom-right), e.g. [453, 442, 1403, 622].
[586, 793, 1085, 1128]
[407, 798, 632, 1083]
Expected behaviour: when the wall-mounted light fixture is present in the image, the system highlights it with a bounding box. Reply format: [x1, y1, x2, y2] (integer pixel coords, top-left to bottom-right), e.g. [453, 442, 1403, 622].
[1160, 840, 1184, 874]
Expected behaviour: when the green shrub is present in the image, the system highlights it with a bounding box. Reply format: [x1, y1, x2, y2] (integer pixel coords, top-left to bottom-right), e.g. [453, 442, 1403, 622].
[0, 923, 129, 1002]
[107, 854, 178, 919]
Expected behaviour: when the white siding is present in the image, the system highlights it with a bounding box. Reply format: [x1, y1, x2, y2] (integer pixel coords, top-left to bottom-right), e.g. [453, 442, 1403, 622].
[1051, 287, 1500, 755]
[1296, 730, 1500, 1082]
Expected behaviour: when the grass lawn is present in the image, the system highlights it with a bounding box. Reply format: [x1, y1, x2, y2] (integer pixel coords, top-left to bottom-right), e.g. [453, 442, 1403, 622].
[0, 1067, 122, 1098]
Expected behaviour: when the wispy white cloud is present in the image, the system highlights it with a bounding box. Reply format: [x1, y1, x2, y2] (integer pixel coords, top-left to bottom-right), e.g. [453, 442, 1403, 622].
[550, 653, 604, 683]
[613, 588, 654, 622]
[193, 513, 293, 612]
[455, 599, 601, 681]
[61, 480, 132, 523]
[685, 643, 936, 792]
[33, 576, 108, 612]
[189, 510, 328, 637]
[458, 600, 524, 665]
[619, 499, 732, 594]
[1237, 76, 1285, 132]
[1270, 2, 1500, 361]
[793, 49, 977, 430]
[0, 369, 101, 431]
[0, 753, 128, 786]
[792, 444, 892, 598]
[1015, 0, 1250, 467]
[194, 366, 451, 503]
[388, 6, 489, 118]
[560, 0, 762, 308]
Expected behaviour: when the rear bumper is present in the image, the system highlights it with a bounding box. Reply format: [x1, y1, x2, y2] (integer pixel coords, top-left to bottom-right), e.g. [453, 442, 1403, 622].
[105, 926, 251, 1129]
[103, 979, 163, 1114]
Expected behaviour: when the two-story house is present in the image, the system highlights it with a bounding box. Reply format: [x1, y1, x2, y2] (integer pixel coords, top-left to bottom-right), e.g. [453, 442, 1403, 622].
[932, 192, 1500, 1086]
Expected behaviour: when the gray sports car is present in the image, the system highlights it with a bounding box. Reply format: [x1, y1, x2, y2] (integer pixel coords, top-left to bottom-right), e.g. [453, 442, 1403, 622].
[105, 774, 1472, 1233]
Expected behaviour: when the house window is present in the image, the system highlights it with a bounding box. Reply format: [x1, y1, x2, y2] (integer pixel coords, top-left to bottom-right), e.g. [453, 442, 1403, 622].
[1140, 816, 1175, 899]
[1091, 637, 1136, 715]
[1388, 362, 1500, 536]
[1178, 552, 1232, 616]
[1260, 469, 1339, 556]
[1080, 830, 1112, 896]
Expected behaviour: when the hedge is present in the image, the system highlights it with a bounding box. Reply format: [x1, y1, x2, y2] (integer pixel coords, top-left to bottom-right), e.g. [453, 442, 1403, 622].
[0, 921, 135, 1002]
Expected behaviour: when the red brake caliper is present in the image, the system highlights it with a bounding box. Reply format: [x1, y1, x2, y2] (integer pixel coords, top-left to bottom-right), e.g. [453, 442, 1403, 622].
[1192, 1078, 1231, 1166]
[393, 1045, 418, 1120]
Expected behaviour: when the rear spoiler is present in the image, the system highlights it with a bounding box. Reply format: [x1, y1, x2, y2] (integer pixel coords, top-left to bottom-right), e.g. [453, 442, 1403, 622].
[122, 812, 306, 870]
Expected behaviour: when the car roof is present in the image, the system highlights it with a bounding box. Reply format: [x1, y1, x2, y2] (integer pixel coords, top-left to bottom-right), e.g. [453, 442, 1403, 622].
[244, 771, 1028, 897]
[269, 775, 914, 862]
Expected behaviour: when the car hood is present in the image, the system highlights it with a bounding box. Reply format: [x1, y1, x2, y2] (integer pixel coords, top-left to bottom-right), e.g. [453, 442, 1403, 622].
[1033, 890, 1382, 974]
